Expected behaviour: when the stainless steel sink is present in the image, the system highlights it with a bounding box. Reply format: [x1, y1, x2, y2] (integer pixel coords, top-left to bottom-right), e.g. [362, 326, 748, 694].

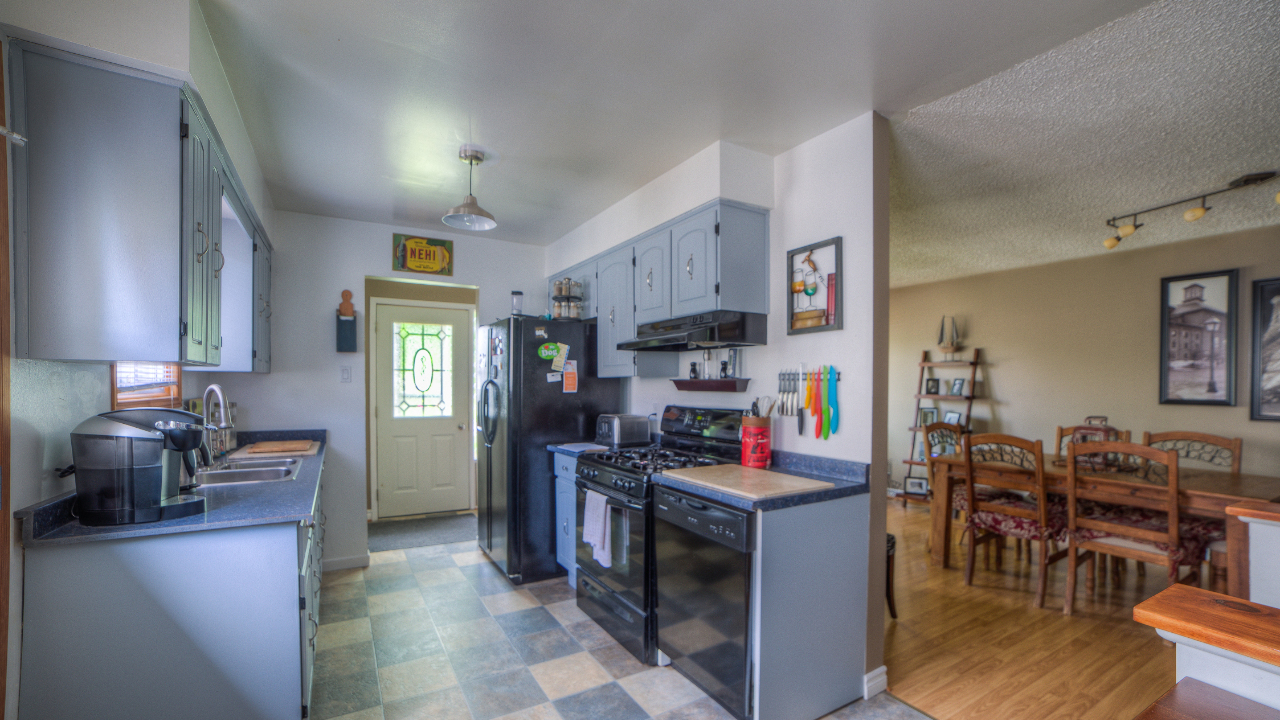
[196, 466, 295, 485]
[216, 458, 299, 471]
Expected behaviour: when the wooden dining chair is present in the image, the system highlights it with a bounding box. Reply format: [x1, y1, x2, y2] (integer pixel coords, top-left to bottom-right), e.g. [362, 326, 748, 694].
[1143, 431, 1242, 592]
[962, 433, 1068, 608]
[1062, 441, 1220, 615]
[1054, 425, 1131, 456]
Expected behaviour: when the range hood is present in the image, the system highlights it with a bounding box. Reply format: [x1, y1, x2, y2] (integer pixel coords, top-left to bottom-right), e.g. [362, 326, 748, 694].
[618, 311, 767, 352]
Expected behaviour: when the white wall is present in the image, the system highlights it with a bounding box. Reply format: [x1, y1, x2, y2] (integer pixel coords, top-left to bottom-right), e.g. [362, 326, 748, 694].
[545, 141, 773, 275]
[6, 360, 111, 719]
[196, 212, 546, 570]
[547, 115, 892, 684]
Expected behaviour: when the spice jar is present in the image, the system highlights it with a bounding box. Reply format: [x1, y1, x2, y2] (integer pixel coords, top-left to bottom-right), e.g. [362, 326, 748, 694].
[569, 301, 581, 319]
[552, 300, 563, 319]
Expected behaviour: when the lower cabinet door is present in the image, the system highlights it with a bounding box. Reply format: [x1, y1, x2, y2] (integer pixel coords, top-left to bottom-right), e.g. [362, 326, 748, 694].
[555, 475, 575, 571]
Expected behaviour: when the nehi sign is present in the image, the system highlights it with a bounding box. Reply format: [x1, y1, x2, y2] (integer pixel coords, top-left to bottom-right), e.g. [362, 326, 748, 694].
[393, 234, 454, 276]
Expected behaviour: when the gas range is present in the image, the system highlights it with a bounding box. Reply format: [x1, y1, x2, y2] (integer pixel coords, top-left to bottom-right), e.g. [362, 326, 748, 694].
[577, 447, 720, 498]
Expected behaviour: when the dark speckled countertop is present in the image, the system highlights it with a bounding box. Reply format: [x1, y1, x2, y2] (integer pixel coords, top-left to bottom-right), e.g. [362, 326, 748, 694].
[15, 430, 327, 548]
[653, 449, 868, 511]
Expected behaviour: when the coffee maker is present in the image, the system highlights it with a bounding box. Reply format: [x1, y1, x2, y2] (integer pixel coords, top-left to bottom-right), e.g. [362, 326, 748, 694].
[69, 408, 210, 526]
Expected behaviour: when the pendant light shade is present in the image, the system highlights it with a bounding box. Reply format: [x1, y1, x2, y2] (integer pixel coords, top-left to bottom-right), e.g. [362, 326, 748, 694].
[442, 148, 497, 231]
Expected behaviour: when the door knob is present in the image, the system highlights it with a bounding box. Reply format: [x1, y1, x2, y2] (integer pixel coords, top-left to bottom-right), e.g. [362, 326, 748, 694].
[458, 424, 465, 430]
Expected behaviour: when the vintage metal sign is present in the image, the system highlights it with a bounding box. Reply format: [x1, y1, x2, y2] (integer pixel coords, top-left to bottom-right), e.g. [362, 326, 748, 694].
[392, 234, 453, 276]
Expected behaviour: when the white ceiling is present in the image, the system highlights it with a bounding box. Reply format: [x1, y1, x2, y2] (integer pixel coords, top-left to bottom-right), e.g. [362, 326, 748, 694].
[890, 0, 1280, 287]
[198, 0, 1154, 247]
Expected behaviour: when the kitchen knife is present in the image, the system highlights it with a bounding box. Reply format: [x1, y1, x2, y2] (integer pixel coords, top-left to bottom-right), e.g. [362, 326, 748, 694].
[822, 367, 831, 440]
[828, 365, 839, 434]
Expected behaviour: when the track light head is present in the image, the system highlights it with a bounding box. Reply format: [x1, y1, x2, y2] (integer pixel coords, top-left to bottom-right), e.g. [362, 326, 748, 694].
[1104, 236, 1121, 250]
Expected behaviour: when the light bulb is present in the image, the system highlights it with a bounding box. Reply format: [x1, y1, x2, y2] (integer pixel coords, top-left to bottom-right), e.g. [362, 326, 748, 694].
[1117, 224, 1136, 238]
[1184, 206, 1207, 222]
[1104, 236, 1121, 250]
[1275, 190, 1279, 204]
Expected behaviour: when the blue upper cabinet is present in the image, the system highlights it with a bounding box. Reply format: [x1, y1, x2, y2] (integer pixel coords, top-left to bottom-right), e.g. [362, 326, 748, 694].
[633, 229, 672, 325]
[596, 246, 636, 377]
[547, 260, 597, 319]
[671, 208, 718, 317]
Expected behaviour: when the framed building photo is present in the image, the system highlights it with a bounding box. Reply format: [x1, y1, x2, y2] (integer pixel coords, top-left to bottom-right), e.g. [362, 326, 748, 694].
[1252, 277, 1280, 420]
[1160, 269, 1237, 405]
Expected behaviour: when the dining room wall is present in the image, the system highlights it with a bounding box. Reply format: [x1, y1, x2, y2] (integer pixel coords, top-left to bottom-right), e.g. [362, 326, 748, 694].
[888, 223, 1280, 489]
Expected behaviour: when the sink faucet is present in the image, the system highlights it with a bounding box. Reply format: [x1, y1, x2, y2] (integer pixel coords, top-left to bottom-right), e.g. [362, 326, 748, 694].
[202, 384, 235, 461]
[203, 384, 233, 429]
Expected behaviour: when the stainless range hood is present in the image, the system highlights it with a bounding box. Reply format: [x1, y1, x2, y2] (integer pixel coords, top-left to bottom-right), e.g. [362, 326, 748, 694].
[618, 311, 767, 352]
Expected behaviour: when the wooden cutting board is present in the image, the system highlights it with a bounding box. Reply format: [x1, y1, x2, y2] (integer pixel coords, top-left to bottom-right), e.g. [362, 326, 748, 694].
[659, 464, 833, 501]
[227, 441, 321, 459]
[248, 440, 313, 453]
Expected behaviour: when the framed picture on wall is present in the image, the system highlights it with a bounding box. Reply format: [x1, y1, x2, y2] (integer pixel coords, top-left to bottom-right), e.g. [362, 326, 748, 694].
[1252, 277, 1280, 420]
[943, 411, 962, 425]
[925, 379, 941, 395]
[1159, 269, 1237, 405]
[950, 378, 966, 396]
[918, 408, 938, 428]
[786, 237, 843, 335]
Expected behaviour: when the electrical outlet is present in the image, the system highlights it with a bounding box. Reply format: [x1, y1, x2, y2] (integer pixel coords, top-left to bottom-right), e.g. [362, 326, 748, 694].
[341, 366, 352, 383]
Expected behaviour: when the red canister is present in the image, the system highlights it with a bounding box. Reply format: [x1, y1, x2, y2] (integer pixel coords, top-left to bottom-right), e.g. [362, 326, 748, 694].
[741, 416, 771, 468]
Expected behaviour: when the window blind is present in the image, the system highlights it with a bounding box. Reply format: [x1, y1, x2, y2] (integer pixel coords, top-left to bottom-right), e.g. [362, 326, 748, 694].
[115, 362, 179, 391]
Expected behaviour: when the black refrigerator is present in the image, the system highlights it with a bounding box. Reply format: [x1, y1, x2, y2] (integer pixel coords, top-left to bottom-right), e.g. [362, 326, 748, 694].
[477, 316, 624, 584]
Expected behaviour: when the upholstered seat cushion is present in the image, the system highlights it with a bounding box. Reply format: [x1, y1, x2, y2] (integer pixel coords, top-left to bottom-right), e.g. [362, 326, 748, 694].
[969, 495, 1067, 541]
[951, 485, 1023, 514]
[1071, 506, 1222, 566]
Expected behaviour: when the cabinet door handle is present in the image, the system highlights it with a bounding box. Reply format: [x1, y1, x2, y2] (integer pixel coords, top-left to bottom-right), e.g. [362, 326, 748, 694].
[646, 270, 652, 290]
[213, 244, 225, 279]
[687, 255, 693, 279]
[265, 301, 272, 319]
[196, 222, 209, 263]
[609, 307, 615, 324]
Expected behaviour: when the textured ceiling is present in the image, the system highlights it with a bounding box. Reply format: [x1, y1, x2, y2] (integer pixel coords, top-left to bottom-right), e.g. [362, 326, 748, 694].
[198, 0, 1151, 246]
[890, 0, 1280, 288]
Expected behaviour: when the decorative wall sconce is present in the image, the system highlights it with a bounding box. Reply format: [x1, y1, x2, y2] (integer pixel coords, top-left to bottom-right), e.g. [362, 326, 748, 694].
[1103, 171, 1277, 250]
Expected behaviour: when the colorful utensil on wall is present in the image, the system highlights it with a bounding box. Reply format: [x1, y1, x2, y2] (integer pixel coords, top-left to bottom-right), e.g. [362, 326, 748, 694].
[828, 365, 839, 434]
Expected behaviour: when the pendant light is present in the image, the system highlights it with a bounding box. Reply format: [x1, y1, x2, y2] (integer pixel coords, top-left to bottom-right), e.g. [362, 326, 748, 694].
[442, 147, 497, 231]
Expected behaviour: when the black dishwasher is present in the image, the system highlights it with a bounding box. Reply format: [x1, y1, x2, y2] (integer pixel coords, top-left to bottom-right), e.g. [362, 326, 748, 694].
[654, 487, 753, 720]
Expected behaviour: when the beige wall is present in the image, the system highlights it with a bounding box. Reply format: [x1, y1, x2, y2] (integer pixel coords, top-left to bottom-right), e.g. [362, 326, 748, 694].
[889, 224, 1280, 489]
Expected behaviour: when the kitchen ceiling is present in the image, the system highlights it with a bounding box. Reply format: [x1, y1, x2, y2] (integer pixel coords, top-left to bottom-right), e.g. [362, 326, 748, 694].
[890, 0, 1280, 287]
[198, 0, 1154, 248]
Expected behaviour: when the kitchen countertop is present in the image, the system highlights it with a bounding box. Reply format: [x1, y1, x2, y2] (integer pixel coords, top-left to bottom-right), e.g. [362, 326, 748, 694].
[547, 443, 611, 457]
[653, 449, 868, 511]
[14, 429, 326, 547]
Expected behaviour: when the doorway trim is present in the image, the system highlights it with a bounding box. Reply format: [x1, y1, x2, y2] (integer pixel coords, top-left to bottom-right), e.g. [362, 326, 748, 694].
[367, 297, 477, 522]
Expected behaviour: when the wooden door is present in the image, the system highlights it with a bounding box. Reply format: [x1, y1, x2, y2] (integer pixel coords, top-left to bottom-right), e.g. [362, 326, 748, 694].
[596, 246, 635, 377]
[634, 229, 671, 325]
[671, 207, 718, 317]
[376, 304, 473, 517]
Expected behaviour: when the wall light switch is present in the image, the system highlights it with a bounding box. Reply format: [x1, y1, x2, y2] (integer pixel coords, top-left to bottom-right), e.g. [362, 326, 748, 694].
[341, 366, 352, 383]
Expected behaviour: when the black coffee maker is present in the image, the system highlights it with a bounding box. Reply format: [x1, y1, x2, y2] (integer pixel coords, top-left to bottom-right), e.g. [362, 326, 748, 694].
[69, 408, 210, 526]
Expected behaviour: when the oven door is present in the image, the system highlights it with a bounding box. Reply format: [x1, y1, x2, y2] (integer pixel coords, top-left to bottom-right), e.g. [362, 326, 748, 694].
[575, 479, 648, 611]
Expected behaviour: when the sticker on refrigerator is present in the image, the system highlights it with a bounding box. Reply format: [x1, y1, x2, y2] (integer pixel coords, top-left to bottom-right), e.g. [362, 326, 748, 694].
[537, 342, 558, 360]
[551, 343, 569, 371]
[546, 372, 563, 383]
[535, 327, 547, 338]
[563, 361, 578, 393]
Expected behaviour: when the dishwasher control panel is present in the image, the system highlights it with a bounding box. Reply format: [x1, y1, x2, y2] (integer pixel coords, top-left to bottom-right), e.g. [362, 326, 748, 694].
[654, 488, 751, 553]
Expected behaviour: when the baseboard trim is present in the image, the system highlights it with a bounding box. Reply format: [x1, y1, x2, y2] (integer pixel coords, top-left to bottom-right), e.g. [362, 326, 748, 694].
[864, 665, 888, 699]
[323, 553, 371, 572]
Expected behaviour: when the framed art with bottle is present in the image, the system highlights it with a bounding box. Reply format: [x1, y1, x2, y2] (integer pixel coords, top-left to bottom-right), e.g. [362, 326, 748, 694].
[787, 237, 843, 335]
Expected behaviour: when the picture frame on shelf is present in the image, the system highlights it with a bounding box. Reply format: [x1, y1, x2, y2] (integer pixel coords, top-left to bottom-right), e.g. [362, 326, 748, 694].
[905, 478, 928, 495]
[918, 408, 938, 428]
[1160, 269, 1237, 405]
[950, 378, 965, 396]
[943, 411, 962, 425]
[925, 378, 941, 395]
[786, 237, 843, 335]
[1252, 277, 1280, 420]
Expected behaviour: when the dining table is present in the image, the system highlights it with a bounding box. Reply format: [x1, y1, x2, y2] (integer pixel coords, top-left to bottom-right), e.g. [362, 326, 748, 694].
[927, 453, 1280, 598]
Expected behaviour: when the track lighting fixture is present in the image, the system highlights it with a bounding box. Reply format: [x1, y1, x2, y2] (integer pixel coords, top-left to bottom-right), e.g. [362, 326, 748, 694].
[1102, 171, 1277, 250]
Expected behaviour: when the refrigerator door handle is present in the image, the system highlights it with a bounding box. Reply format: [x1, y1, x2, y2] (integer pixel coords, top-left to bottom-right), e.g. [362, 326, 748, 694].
[480, 379, 500, 447]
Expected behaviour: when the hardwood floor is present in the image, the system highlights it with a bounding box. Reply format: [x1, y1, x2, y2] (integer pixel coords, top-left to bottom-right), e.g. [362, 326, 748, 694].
[885, 501, 1175, 720]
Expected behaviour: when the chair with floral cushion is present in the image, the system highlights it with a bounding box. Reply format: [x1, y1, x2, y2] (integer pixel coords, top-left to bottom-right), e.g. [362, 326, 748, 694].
[1054, 425, 1131, 456]
[962, 433, 1068, 608]
[1143, 431, 1242, 592]
[1062, 441, 1220, 616]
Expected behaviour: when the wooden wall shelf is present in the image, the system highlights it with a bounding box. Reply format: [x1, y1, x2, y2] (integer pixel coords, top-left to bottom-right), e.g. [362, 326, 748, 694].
[671, 378, 751, 392]
[901, 348, 985, 499]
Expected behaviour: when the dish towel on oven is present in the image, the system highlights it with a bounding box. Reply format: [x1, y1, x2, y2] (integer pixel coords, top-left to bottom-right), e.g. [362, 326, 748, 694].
[583, 489, 612, 568]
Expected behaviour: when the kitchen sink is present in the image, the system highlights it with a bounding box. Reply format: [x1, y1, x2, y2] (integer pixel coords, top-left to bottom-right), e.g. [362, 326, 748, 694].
[196, 466, 295, 484]
[215, 458, 299, 471]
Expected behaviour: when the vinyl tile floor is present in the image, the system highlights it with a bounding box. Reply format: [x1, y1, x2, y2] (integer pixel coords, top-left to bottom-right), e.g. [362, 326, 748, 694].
[313, 541, 929, 720]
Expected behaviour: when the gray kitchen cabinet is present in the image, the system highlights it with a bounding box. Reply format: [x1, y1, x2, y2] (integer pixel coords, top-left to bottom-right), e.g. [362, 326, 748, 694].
[553, 457, 577, 587]
[671, 201, 770, 318]
[596, 246, 636, 378]
[8, 40, 272, 366]
[633, 229, 672, 325]
[253, 235, 274, 372]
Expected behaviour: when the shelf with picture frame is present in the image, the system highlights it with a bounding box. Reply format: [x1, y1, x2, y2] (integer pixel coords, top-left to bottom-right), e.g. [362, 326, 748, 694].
[900, 348, 984, 505]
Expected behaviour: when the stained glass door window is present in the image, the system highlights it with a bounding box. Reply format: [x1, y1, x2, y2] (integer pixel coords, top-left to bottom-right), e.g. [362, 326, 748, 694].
[391, 322, 453, 418]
